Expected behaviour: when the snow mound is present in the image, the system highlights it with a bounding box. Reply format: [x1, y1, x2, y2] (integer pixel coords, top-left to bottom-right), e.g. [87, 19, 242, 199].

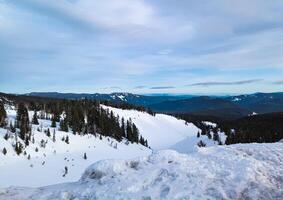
[1, 142, 282, 200]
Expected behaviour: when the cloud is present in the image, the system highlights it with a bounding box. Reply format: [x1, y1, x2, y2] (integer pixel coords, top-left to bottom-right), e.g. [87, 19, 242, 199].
[273, 81, 283, 85]
[187, 79, 263, 87]
[134, 85, 147, 89]
[157, 49, 173, 55]
[150, 86, 175, 89]
[102, 86, 121, 89]
[0, 0, 282, 94]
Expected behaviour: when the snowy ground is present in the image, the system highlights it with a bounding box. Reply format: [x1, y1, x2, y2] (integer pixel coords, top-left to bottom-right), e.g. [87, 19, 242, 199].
[101, 105, 200, 149]
[2, 104, 279, 199]
[0, 142, 282, 200]
[0, 105, 203, 188]
[0, 106, 151, 187]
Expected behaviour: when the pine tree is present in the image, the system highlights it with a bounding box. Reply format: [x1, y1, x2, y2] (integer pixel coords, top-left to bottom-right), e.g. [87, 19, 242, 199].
[25, 137, 29, 146]
[0, 102, 7, 127]
[15, 142, 23, 155]
[213, 132, 220, 143]
[2, 147, 7, 155]
[126, 120, 134, 143]
[197, 140, 206, 147]
[16, 103, 30, 140]
[4, 132, 9, 140]
[60, 118, 68, 132]
[10, 122, 16, 133]
[139, 135, 145, 146]
[83, 152, 87, 160]
[132, 123, 139, 143]
[46, 128, 51, 137]
[32, 111, 39, 125]
[52, 129, 56, 142]
[65, 135, 69, 144]
[40, 139, 46, 148]
[197, 131, 200, 138]
[51, 116, 56, 128]
[121, 117, 126, 138]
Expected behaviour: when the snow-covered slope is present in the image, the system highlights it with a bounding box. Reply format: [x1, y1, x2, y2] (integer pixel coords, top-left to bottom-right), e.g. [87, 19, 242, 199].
[1, 142, 282, 200]
[101, 105, 200, 149]
[0, 104, 222, 188]
[0, 106, 151, 188]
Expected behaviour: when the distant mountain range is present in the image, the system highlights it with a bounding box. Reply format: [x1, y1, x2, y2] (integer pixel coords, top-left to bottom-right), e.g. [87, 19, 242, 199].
[25, 92, 283, 119]
[26, 92, 193, 106]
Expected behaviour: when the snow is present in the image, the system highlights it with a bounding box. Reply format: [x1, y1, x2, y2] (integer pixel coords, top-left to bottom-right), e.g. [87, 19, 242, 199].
[202, 121, 217, 128]
[2, 102, 280, 199]
[170, 130, 226, 154]
[249, 112, 258, 116]
[101, 105, 200, 149]
[1, 142, 282, 200]
[232, 97, 241, 101]
[117, 95, 126, 101]
[0, 107, 151, 188]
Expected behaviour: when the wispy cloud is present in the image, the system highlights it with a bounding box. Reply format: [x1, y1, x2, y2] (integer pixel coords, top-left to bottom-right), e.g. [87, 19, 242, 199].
[150, 86, 175, 89]
[102, 86, 121, 89]
[134, 85, 147, 89]
[187, 79, 263, 87]
[273, 81, 283, 85]
[0, 0, 282, 93]
[157, 49, 173, 55]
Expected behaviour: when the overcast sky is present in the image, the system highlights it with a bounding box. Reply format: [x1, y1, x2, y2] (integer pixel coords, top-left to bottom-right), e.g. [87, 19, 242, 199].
[0, 0, 283, 94]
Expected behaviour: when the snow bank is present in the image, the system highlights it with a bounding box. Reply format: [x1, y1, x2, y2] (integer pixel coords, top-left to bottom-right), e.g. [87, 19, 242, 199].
[1, 142, 282, 200]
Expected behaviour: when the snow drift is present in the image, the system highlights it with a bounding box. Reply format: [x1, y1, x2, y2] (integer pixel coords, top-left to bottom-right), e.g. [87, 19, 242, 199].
[1, 142, 282, 200]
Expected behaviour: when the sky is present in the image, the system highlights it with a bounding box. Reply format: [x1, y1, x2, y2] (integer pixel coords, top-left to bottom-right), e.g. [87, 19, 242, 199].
[0, 0, 283, 95]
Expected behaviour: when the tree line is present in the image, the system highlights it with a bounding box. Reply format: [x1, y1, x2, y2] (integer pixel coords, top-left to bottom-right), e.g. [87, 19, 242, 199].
[2, 98, 149, 155]
[177, 112, 283, 145]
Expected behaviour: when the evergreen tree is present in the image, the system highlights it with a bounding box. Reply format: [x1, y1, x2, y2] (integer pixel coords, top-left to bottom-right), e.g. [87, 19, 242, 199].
[51, 116, 56, 128]
[15, 142, 23, 155]
[10, 122, 16, 133]
[132, 123, 139, 143]
[213, 132, 220, 143]
[83, 152, 87, 160]
[0, 102, 7, 127]
[46, 128, 51, 137]
[16, 103, 30, 140]
[32, 111, 39, 125]
[65, 135, 69, 144]
[60, 118, 69, 132]
[25, 137, 29, 146]
[197, 140, 206, 147]
[52, 129, 56, 142]
[2, 147, 7, 155]
[197, 131, 200, 138]
[126, 120, 133, 143]
[86, 107, 97, 135]
[4, 132, 9, 140]
[121, 117, 126, 138]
